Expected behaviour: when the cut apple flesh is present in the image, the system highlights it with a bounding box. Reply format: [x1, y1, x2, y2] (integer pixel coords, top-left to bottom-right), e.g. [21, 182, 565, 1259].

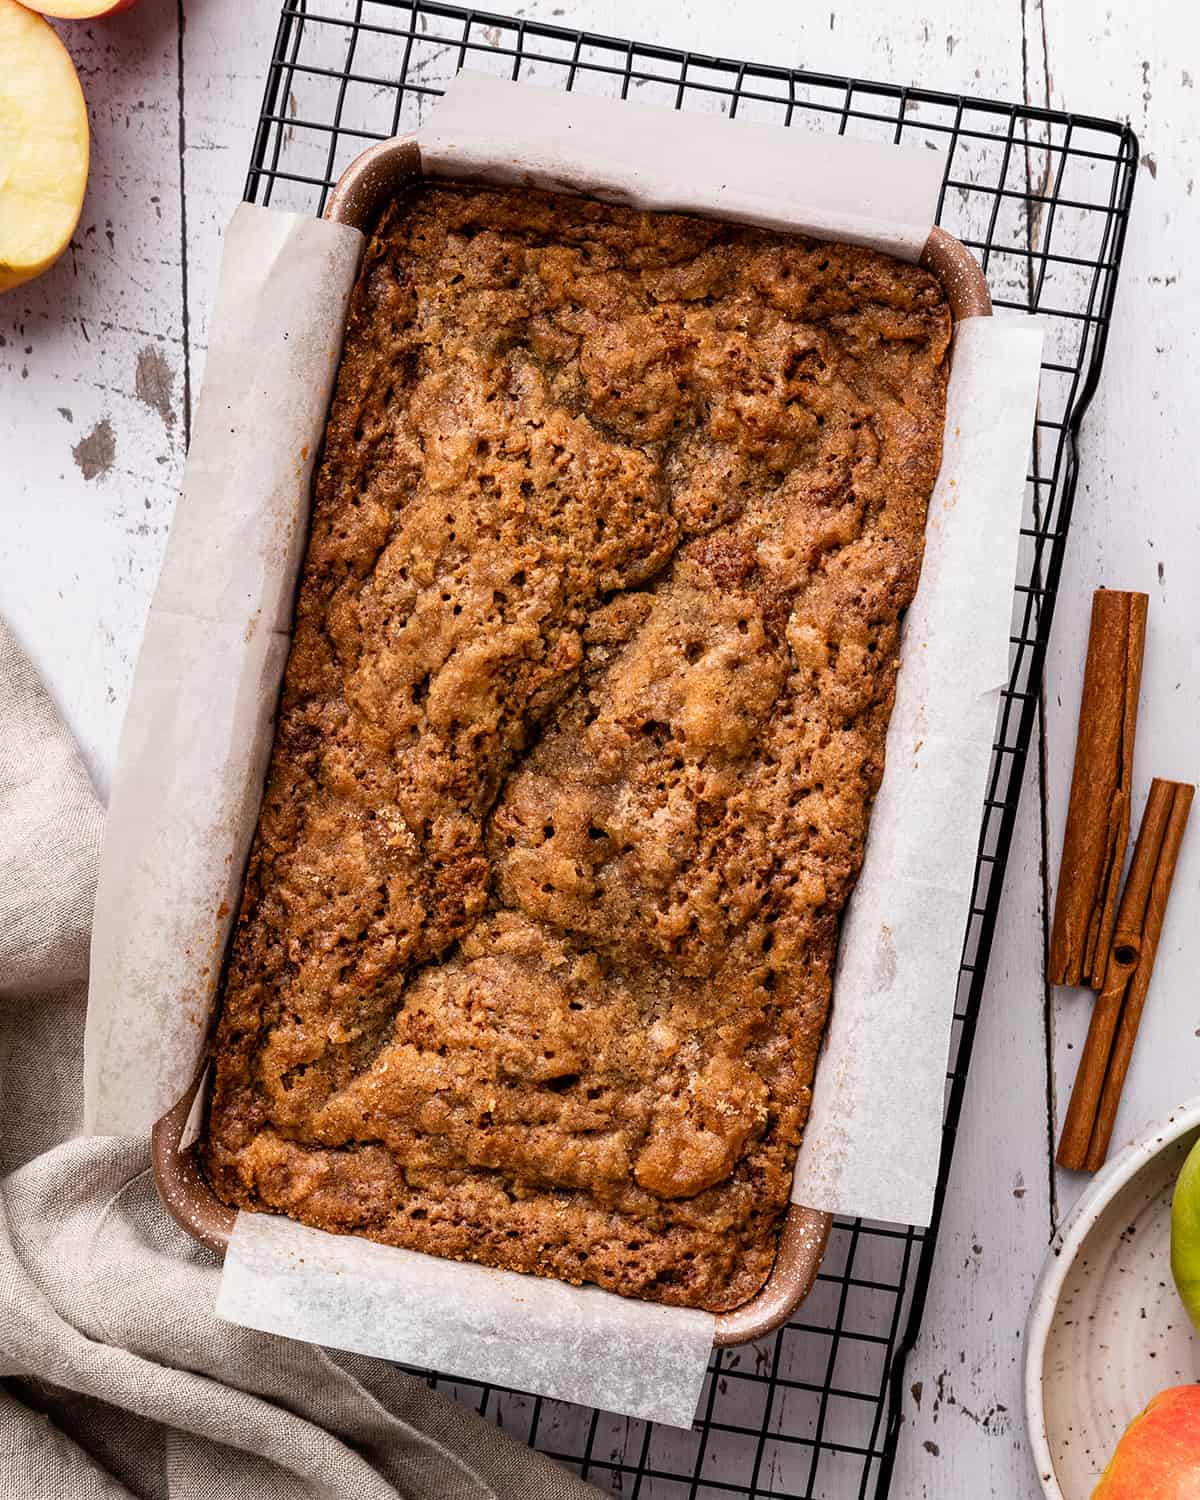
[0, 0, 90, 294]
[18, 0, 139, 17]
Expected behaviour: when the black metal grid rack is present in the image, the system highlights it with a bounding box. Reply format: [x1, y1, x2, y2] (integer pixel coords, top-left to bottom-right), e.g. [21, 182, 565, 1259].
[244, 6, 1138, 1494]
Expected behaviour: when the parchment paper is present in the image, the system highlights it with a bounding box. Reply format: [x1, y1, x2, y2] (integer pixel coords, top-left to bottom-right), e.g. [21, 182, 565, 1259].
[85, 206, 363, 1136]
[218, 1211, 714, 1430]
[419, 71, 944, 261]
[85, 74, 1042, 1426]
[790, 316, 1044, 1226]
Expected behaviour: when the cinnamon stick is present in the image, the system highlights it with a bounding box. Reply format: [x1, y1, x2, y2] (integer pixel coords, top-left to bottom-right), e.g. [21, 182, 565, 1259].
[1048, 589, 1148, 988]
[1083, 779, 1194, 1170]
[1055, 779, 1175, 1170]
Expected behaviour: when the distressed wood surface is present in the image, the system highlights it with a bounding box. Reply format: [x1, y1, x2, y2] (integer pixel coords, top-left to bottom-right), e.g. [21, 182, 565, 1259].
[2, 1, 1196, 1496]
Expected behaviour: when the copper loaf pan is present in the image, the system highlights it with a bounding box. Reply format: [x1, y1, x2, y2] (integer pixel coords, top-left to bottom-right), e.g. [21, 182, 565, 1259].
[153, 132, 991, 1352]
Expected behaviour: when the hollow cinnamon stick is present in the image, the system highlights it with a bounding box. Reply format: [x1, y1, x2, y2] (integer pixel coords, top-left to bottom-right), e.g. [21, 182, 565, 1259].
[1083, 779, 1194, 1171]
[1048, 589, 1148, 988]
[1055, 779, 1174, 1170]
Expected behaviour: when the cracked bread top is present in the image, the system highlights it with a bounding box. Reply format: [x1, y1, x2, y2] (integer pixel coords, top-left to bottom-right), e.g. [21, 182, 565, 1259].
[201, 182, 952, 1312]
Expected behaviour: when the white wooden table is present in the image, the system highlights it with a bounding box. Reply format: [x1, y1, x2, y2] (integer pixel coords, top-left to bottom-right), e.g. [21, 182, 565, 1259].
[3, 1, 1197, 1494]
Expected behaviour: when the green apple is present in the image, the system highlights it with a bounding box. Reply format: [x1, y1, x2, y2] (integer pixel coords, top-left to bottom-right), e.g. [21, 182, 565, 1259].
[1170, 1135, 1200, 1331]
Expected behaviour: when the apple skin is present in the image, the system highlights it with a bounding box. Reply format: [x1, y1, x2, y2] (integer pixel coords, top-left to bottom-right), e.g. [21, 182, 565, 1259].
[1173, 1136, 1200, 1333]
[22, 0, 140, 18]
[1092, 1387, 1200, 1498]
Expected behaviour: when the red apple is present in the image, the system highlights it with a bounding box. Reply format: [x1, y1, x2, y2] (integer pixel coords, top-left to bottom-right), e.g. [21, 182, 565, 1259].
[1093, 1386, 1200, 1498]
[20, 0, 140, 18]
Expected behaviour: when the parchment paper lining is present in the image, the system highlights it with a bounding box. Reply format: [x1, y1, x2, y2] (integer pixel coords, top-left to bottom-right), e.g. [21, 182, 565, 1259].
[219, 1212, 715, 1430]
[790, 318, 1043, 1224]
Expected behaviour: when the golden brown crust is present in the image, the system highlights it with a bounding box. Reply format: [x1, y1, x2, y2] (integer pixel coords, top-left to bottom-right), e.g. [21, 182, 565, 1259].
[201, 184, 951, 1312]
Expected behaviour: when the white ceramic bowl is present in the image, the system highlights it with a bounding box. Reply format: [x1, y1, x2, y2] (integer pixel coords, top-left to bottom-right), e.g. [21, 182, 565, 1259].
[1025, 1097, 1200, 1498]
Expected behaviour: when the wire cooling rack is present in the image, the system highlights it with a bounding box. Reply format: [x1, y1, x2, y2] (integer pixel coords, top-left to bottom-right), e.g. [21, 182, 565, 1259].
[244, 6, 1138, 1494]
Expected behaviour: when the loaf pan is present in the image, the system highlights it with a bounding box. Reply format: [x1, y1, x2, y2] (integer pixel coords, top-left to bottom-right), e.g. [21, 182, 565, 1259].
[154, 133, 990, 1352]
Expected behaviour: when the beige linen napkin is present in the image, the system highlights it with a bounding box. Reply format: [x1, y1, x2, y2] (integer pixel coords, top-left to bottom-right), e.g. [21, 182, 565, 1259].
[0, 617, 605, 1500]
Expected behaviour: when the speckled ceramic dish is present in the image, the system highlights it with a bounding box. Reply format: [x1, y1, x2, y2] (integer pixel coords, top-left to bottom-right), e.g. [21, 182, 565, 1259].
[1025, 1097, 1200, 1498]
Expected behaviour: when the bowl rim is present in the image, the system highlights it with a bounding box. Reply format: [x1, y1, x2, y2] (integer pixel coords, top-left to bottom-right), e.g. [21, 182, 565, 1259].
[1023, 1093, 1200, 1499]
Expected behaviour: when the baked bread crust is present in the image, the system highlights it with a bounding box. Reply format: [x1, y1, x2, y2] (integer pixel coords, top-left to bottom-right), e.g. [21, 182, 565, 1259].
[201, 183, 951, 1312]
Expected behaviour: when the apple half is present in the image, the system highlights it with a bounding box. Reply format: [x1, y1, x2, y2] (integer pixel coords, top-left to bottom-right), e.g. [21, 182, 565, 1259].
[18, 0, 139, 18]
[0, 0, 90, 294]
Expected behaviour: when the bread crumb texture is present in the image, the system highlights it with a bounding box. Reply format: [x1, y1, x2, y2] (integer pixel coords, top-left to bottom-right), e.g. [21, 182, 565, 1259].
[202, 184, 951, 1312]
